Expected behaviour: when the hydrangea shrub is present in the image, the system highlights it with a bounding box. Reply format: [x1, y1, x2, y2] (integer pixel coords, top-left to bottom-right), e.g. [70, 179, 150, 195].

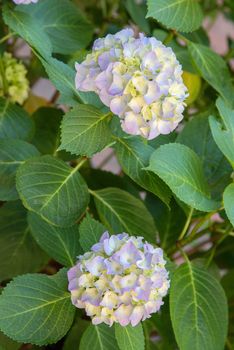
[0, 0, 233, 349]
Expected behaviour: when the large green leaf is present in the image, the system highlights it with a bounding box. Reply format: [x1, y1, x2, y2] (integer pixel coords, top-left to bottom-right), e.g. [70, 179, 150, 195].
[147, 143, 220, 211]
[209, 98, 234, 168]
[145, 195, 186, 250]
[170, 261, 228, 350]
[0, 273, 75, 345]
[90, 187, 156, 242]
[0, 201, 47, 283]
[0, 98, 34, 141]
[59, 104, 112, 157]
[39, 56, 103, 108]
[188, 43, 234, 106]
[114, 137, 171, 206]
[18, 0, 93, 54]
[28, 212, 81, 267]
[3, 5, 52, 59]
[79, 324, 119, 350]
[146, 0, 203, 32]
[115, 323, 144, 350]
[16, 155, 89, 227]
[177, 112, 232, 199]
[63, 318, 90, 350]
[125, 0, 150, 33]
[223, 183, 234, 227]
[79, 214, 107, 252]
[0, 139, 40, 201]
[221, 271, 234, 345]
[31, 107, 63, 155]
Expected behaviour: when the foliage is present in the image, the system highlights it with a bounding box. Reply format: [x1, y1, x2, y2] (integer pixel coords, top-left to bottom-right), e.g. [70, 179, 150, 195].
[0, 0, 233, 349]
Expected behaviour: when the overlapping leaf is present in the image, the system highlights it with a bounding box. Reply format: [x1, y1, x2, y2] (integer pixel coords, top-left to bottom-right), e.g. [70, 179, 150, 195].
[79, 324, 119, 350]
[170, 262, 228, 350]
[209, 98, 234, 168]
[0, 98, 34, 141]
[147, 0, 203, 32]
[3, 5, 52, 58]
[59, 104, 112, 157]
[177, 112, 232, 199]
[115, 324, 144, 350]
[0, 201, 47, 283]
[16, 155, 89, 227]
[0, 139, 39, 201]
[223, 183, 234, 227]
[79, 214, 107, 251]
[19, 0, 93, 54]
[90, 187, 156, 242]
[0, 274, 75, 345]
[147, 143, 220, 211]
[188, 43, 234, 106]
[29, 212, 81, 266]
[114, 137, 171, 206]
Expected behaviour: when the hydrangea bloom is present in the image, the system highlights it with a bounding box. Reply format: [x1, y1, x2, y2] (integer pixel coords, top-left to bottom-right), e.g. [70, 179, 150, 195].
[13, 0, 38, 4]
[75, 28, 188, 139]
[68, 232, 170, 327]
[0, 53, 29, 105]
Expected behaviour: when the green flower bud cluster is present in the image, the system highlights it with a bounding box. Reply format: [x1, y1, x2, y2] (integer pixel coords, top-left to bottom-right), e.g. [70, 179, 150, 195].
[0, 52, 29, 105]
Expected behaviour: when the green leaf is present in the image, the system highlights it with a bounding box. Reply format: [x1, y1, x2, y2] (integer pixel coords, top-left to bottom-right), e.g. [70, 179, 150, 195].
[114, 137, 171, 206]
[28, 212, 81, 267]
[170, 261, 228, 350]
[40, 57, 81, 106]
[79, 324, 119, 350]
[0, 201, 48, 283]
[39, 56, 103, 108]
[90, 187, 156, 242]
[0, 98, 34, 141]
[188, 43, 234, 106]
[79, 214, 107, 252]
[146, 0, 203, 32]
[209, 98, 234, 168]
[145, 195, 186, 250]
[31, 107, 63, 155]
[125, 0, 150, 33]
[19, 0, 93, 54]
[223, 183, 234, 227]
[0, 273, 75, 345]
[221, 270, 234, 345]
[63, 318, 90, 350]
[59, 104, 112, 157]
[147, 143, 220, 211]
[177, 112, 232, 200]
[3, 5, 52, 59]
[16, 155, 89, 227]
[115, 323, 144, 350]
[0, 139, 40, 201]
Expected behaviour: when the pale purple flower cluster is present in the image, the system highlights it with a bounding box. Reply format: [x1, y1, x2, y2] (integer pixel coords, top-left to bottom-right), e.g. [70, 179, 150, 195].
[13, 0, 38, 4]
[68, 232, 170, 327]
[75, 28, 188, 139]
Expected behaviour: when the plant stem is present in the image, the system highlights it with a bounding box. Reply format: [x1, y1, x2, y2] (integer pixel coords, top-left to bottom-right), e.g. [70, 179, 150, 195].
[75, 157, 87, 171]
[178, 207, 194, 241]
[0, 56, 8, 95]
[189, 211, 214, 240]
[163, 31, 174, 45]
[0, 32, 15, 45]
[206, 225, 232, 267]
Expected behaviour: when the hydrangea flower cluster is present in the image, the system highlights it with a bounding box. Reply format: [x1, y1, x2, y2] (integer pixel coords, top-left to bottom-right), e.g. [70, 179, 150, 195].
[13, 0, 38, 4]
[68, 232, 170, 327]
[0, 53, 29, 105]
[75, 28, 188, 139]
